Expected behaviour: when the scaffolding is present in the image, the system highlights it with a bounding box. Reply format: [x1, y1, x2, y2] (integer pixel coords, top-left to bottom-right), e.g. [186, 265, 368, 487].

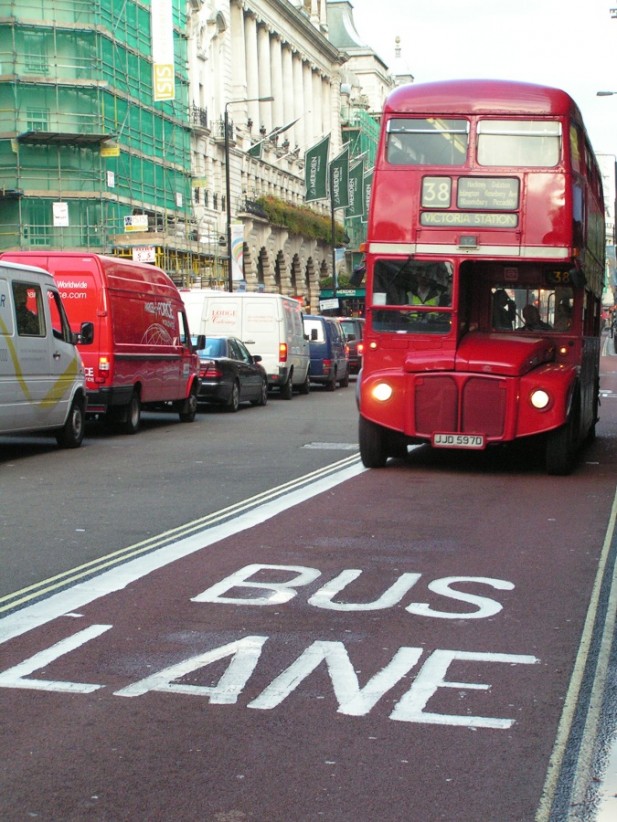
[0, 0, 212, 283]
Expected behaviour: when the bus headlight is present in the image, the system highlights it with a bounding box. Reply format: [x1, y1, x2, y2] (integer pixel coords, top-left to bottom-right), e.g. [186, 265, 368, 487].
[371, 382, 393, 402]
[530, 389, 551, 410]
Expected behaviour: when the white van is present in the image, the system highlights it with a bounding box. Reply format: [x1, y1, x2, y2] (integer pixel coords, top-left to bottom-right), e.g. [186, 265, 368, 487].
[182, 290, 310, 399]
[0, 260, 93, 447]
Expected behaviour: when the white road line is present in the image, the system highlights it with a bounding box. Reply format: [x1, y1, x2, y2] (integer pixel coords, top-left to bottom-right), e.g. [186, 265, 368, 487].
[535, 485, 617, 820]
[0, 460, 366, 645]
[0, 454, 361, 614]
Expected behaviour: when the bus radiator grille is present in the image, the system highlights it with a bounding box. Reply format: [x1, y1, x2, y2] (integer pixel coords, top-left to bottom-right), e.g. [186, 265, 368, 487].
[414, 375, 506, 437]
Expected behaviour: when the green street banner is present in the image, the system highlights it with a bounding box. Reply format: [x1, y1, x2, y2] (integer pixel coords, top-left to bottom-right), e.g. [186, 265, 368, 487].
[249, 118, 300, 159]
[305, 135, 330, 202]
[347, 159, 365, 217]
[363, 167, 374, 222]
[247, 142, 263, 159]
[329, 146, 350, 210]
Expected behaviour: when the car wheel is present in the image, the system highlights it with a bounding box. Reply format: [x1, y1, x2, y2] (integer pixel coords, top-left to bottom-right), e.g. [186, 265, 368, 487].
[56, 395, 85, 448]
[252, 377, 269, 406]
[258, 377, 268, 406]
[339, 369, 349, 388]
[226, 380, 240, 412]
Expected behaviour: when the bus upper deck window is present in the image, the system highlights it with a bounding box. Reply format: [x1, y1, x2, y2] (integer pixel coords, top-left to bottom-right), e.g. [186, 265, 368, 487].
[477, 120, 561, 167]
[386, 118, 469, 166]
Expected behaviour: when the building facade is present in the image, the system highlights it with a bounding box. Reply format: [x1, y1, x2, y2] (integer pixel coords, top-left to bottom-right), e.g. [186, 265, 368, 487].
[0, 0, 396, 308]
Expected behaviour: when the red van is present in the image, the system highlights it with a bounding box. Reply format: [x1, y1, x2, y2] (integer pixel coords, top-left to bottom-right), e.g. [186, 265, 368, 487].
[0, 252, 203, 433]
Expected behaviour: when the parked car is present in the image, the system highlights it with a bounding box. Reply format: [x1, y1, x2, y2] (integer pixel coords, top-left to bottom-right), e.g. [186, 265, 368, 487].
[196, 335, 268, 412]
[302, 315, 349, 391]
[182, 290, 310, 399]
[338, 317, 365, 375]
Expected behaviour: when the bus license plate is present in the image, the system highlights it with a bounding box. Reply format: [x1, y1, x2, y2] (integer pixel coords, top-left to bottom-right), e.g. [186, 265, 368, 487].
[432, 433, 485, 449]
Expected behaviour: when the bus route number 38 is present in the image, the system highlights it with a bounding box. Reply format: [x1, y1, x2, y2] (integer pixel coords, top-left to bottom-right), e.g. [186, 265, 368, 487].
[432, 433, 485, 449]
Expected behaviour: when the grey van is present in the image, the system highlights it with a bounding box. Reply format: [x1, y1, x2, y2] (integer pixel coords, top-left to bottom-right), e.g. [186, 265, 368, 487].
[0, 261, 93, 446]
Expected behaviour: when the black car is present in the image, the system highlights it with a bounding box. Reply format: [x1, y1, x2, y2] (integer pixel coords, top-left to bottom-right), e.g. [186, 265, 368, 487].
[196, 335, 268, 412]
[338, 317, 365, 375]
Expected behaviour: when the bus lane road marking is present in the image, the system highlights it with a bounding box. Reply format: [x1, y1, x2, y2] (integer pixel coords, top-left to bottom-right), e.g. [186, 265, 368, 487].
[0, 560, 539, 730]
[1, 444, 542, 734]
[2, 460, 616, 818]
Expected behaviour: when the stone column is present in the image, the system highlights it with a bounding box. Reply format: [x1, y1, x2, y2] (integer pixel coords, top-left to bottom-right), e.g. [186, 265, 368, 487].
[270, 34, 284, 136]
[281, 44, 296, 147]
[257, 23, 272, 132]
[312, 70, 323, 140]
[244, 13, 259, 125]
[293, 51, 305, 149]
[230, 0, 247, 102]
[303, 62, 315, 144]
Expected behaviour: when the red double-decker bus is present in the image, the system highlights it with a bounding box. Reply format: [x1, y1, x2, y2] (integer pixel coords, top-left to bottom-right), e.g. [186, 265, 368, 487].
[358, 79, 605, 474]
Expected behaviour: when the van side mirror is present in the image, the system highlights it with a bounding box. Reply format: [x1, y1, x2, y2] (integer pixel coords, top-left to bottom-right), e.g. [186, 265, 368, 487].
[77, 321, 94, 345]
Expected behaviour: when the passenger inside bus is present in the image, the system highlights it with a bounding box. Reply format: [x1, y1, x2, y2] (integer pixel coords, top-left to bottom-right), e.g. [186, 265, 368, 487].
[489, 285, 573, 333]
[522, 304, 552, 331]
[554, 297, 573, 331]
[492, 289, 517, 330]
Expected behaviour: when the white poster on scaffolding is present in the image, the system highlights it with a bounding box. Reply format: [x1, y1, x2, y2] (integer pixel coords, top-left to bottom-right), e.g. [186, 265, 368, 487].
[151, 0, 175, 102]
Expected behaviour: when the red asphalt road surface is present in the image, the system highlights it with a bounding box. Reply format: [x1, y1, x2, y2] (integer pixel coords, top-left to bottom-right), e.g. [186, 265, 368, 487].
[3, 342, 617, 821]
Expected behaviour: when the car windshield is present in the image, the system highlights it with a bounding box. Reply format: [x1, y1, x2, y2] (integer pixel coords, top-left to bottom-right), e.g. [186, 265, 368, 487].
[339, 320, 359, 338]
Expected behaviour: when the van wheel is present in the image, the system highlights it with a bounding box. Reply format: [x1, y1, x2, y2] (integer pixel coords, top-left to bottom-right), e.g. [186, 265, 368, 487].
[226, 381, 240, 412]
[120, 392, 141, 434]
[179, 384, 198, 422]
[339, 370, 350, 388]
[56, 395, 85, 448]
[280, 376, 293, 400]
[325, 370, 337, 392]
[359, 415, 388, 468]
[298, 371, 311, 395]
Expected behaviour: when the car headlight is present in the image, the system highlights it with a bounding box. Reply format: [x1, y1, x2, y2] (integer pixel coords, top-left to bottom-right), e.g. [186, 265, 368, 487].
[371, 382, 393, 402]
[530, 388, 551, 410]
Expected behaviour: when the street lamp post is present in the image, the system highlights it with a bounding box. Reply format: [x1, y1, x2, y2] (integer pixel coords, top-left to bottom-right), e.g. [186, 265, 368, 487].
[224, 95, 273, 292]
